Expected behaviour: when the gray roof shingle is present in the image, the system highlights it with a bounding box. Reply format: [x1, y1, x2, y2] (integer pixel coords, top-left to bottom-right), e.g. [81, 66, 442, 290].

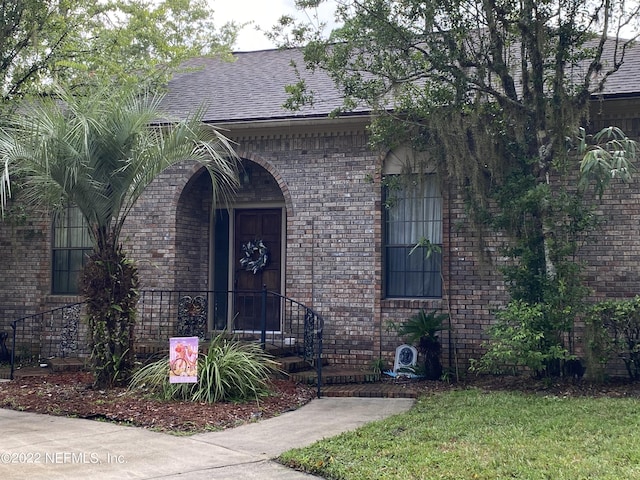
[161, 48, 352, 123]
[161, 42, 640, 124]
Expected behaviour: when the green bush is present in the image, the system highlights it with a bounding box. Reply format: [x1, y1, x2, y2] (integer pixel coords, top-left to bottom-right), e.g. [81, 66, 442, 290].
[129, 333, 278, 403]
[585, 297, 640, 381]
[471, 300, 572, 375]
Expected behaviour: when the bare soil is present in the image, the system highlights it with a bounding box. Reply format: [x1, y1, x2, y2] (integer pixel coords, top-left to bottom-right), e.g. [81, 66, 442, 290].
[0, 373, 316, 434]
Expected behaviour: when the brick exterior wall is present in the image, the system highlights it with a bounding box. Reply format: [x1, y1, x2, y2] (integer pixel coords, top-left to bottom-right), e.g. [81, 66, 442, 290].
[2, 100, 640, 373]
[0, 212, 51, 329]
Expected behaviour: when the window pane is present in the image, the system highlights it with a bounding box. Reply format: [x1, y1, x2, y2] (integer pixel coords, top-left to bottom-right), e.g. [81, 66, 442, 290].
[384, 174, 442, 298]
[54, 224, 67, 248]
[52, 270, 68, 295]
[52, 205, 92, 295]
[52, 251, 70, 294]
[69, 250, 86, 274]
[68, 227, 84, 248]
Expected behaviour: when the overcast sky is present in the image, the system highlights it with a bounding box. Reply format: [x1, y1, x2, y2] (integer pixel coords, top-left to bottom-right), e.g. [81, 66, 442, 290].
[212, 0, 338, 51]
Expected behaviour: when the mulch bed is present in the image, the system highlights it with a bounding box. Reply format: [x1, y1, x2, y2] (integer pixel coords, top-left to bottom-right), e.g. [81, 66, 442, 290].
[0, 372, 316, 433]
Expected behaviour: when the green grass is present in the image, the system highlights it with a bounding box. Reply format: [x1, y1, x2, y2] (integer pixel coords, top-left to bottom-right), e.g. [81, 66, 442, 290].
[278, 389, 640, 479]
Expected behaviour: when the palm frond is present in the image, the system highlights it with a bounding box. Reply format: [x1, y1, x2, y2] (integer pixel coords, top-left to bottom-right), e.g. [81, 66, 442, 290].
[2, 83, 240, 251]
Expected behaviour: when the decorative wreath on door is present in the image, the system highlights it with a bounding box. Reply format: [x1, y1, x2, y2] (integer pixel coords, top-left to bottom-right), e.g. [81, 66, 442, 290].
[239, 239, 270, 274]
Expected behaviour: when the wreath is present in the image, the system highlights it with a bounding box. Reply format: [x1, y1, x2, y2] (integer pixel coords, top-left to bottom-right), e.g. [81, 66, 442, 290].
[239, 239, 270, 274]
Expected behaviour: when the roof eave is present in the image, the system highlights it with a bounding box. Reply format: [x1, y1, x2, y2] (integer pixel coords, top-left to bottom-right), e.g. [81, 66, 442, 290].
[201, 111, 374, 129]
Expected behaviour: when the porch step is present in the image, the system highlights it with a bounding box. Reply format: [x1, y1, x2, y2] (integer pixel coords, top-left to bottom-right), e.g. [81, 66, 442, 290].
[290, 366, 382, 386]
[8, 366, 52, 378]
[320, 383, 420, 399]
[265, 344, 295, 358]
[48, 357, 86, 373]
[275, 355, 328, 374]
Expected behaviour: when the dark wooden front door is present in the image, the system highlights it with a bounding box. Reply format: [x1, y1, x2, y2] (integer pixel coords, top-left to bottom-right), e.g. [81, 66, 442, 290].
[234, 209, 281, 331]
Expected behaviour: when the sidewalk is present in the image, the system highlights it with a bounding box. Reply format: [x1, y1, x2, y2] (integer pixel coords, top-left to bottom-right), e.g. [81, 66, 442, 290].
[0, 396, 414, 479]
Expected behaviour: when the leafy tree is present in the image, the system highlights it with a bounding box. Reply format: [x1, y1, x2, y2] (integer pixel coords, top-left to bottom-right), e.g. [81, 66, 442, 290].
[278, 0, 640, 373]
[67, 0, 239, 92]
[0, 84, 239, 387]
[0, 0, 237, 216]
[0, 0, 237, 102]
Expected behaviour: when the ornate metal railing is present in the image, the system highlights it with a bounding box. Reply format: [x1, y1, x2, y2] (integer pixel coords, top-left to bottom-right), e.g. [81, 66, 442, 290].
[5, 302, 88, 380]
[136, 288, 324, 397]
[4, 289, 325, 396]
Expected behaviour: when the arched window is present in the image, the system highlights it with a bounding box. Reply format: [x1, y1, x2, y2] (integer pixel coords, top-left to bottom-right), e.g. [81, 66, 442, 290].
[383, 148, 442, 298]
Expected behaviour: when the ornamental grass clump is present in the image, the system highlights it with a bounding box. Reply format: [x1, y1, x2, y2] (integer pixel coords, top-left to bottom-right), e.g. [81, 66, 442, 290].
[130, 333, 278, 403]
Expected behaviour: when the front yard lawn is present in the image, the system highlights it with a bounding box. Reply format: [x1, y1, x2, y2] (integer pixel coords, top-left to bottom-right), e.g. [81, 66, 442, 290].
[279, 388, 640, 479]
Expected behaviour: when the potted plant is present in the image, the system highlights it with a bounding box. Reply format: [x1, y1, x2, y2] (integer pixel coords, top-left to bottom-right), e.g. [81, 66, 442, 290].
[390, 309, 449, 380]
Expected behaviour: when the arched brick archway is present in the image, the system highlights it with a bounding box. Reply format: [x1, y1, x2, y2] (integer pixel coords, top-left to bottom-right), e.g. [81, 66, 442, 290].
[173, 153, 291, 332]
[234, 149, 294, 217]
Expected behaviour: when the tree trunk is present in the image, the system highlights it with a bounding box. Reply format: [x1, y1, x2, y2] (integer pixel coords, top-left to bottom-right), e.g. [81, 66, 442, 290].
[420, 336, 443, 381]
[80, 245, 139, 388]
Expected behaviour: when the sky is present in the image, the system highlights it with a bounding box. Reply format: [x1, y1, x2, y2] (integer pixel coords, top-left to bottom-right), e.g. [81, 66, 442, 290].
[211, 1, 639, 51]
[211, 0, 338, 51]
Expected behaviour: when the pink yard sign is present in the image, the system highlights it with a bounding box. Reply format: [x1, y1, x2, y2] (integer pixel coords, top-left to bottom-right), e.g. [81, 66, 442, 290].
[169, 337, 199, 383]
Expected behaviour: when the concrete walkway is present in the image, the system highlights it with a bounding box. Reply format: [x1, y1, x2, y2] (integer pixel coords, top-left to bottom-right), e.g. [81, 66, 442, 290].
[0, 397, 414, 479]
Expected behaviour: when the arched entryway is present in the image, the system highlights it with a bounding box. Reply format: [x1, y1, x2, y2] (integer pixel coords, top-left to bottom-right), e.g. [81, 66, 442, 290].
[211, 159, 287, 332]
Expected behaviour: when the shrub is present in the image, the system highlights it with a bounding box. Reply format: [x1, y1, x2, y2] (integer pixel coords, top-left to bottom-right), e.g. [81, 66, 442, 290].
[471, 300, 573, 376]
[585, 297, 640, 381]
[130, 333, 278, 403]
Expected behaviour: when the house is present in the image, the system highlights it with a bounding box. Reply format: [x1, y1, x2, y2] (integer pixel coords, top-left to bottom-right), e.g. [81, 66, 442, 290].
[2, 45, 640, 374]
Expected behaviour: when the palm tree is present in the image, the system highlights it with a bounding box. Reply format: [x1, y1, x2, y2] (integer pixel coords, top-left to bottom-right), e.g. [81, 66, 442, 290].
[0, 84, 239, 388]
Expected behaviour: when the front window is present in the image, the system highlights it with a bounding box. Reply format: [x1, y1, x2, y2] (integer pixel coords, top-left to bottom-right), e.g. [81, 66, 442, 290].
[52, 206, 92, 294]
[384, 174, 442, 298]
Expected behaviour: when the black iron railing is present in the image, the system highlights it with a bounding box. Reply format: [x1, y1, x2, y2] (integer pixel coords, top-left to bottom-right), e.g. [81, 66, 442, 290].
[136, 288, 324, 397]
[6, 302, 88, 380]
[4, 288, 325, 396]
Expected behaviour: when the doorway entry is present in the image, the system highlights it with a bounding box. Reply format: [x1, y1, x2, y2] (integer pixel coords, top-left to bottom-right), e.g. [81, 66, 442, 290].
[232, 208, 282, 331]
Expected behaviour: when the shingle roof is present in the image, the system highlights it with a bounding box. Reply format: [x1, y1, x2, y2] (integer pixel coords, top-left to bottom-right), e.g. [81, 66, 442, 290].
[596, 40, 640, 97]
[161, 48, 355, 123]
[161, 43, 640, 124]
